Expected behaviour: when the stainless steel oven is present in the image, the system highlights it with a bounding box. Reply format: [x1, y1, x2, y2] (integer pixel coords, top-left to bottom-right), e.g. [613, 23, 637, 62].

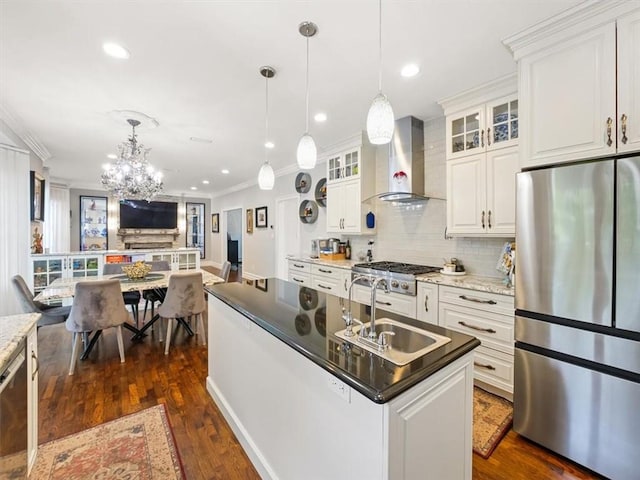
[0, 340, 28, 477]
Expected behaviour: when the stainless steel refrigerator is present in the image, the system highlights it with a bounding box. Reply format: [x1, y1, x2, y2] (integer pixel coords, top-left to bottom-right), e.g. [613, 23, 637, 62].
[514, 156, 640, 480]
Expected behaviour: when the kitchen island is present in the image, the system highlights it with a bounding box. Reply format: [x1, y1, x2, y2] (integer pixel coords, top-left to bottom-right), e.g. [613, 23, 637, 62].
[206, 279, 479, 480]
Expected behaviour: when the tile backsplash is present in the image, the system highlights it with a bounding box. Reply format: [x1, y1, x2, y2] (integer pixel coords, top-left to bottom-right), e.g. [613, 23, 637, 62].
[346, 116, 513, 279]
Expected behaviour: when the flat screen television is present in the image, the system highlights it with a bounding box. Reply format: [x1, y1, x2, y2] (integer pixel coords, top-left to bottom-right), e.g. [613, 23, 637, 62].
[119, 200, 178, 229]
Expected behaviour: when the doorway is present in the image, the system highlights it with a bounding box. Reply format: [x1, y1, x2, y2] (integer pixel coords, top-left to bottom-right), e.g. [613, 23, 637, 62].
[275, 195, 300, 280]
[225, 208, 242, 270]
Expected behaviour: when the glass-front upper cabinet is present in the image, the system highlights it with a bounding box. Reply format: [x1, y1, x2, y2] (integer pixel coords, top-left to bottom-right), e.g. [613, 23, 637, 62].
[80, 196, 108, 251]
[186, 202, 205, 258]
[446, 94, 518, 159]
[327, 149, 360, 183]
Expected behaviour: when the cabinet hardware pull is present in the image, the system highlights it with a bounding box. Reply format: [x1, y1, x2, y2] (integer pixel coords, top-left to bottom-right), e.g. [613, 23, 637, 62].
[459, 294, 497, 305]
[293, 263, 305, 269]
[376, 300, 392, 306]
[606, 117, 613, 147]
[319, 268, 332, 273]
[487, 210, 492, 229]
[480, 129, 485, 148]
[458, 321, 496, 333]
[317, 283, 332, 290]
[474, 361, 496, 371]
[292, 277, 304, 283]
[487, 127, 491, 146]
[424, 295, 429, 312]
[621, 113, 628, 144]
[31, 351, 39, 380]
[344, 278, 347, 291]
[481, 210, 485, 229]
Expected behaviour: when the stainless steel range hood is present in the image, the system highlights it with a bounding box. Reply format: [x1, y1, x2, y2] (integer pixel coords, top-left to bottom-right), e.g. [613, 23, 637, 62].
[369, 115, 436, 202]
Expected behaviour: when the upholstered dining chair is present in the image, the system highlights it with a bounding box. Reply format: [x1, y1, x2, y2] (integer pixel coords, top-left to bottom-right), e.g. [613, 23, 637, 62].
[65, 279, 129, 375]
[11, 274, 72, 327]
[220, 261, 232, 283]
[158, 271, 206, 355]
[103, 262, 142, 326]
[141, 260, 171, 322]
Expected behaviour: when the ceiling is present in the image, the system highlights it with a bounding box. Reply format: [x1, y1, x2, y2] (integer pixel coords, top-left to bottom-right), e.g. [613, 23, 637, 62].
[0, 0, 581, 197]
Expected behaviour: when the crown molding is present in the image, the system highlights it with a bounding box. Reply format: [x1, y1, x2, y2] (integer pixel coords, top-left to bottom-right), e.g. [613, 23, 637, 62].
[438, 73, 517, 115]
[0, 101, 52, 162]
[503, 0, 640, 60]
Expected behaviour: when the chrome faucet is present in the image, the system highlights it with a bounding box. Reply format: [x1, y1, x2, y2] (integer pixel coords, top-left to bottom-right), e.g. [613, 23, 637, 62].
[368, 277, 389, 341]
[342, 274, 370, 337]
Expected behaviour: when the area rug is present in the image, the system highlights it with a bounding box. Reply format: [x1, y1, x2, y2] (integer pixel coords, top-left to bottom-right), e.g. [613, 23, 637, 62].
[30, 404, 185, 479]
[473, 386, 513, 458]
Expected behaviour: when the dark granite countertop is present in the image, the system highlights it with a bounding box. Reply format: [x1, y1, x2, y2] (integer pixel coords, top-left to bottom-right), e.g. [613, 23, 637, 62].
[206, 279, 480, 404]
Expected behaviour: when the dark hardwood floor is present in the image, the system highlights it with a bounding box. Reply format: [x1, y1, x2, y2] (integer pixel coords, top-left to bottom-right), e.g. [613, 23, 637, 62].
[36, 270, 600, 479]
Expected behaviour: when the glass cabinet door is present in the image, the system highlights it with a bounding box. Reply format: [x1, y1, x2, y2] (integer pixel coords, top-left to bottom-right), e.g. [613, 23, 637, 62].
[327, 154, 342, 181]
[186, 202, 205, 259]
[343, 149, 359, 179]
[487, 96, 518, 149]
[80, 196, 108, 251]
[448, 107, 484, 157]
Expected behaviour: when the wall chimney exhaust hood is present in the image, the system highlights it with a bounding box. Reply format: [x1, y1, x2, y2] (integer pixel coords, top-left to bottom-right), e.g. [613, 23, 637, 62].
[368, 115, 440, 203]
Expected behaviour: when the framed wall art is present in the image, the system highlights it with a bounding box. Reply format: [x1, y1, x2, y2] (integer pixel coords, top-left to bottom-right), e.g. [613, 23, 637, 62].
[246, 208, 254, 234]
[255, 205, 268, 228]
[211, 213, 219, 233]
[30, 171, 45, 222]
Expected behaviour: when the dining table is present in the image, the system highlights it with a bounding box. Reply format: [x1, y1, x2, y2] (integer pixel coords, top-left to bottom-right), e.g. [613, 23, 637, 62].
[34, 269, 225, 357]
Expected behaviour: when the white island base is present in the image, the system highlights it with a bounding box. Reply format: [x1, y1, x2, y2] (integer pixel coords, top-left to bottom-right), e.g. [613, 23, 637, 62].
[207, 295, 474, 480]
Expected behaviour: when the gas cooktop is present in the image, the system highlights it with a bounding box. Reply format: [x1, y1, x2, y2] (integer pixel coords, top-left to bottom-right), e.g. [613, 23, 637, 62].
[351, 261, 440, 296]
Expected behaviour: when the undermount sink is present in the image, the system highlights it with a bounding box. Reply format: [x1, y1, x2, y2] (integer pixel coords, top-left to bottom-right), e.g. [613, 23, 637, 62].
[334, 318, 451, 366]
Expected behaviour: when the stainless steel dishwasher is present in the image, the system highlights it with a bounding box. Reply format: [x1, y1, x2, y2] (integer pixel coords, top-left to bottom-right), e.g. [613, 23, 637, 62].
[0, 339, 28, 477]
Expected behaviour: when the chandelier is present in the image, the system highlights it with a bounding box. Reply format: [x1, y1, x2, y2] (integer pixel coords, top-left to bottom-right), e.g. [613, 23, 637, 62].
[101, 119, 163, 201]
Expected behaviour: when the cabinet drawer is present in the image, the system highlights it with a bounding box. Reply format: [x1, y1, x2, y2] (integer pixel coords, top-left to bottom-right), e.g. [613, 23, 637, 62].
[310, 264, 344, 278]
[473, 346, 513, 393]
[439, 302, 513, 354]
[311, 275, 340, 294]
[353, 285, 417, 318]
[288, 271, 311, 285]
[416, 282, 438, 326]
[439, 285, 514, 316]
[288, 260, 310, 272]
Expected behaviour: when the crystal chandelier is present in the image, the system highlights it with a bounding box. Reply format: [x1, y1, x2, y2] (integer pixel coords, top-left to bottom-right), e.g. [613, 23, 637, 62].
[101, 119, 163, 201]
[366, 0, 395, 145]
[296, 21, 318, 169]
[258, 66, 275, 190]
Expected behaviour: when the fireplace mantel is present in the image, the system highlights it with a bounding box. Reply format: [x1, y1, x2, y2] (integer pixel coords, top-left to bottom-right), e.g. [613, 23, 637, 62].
[117, 228, 180, 249]
[117, 228, 180, 238]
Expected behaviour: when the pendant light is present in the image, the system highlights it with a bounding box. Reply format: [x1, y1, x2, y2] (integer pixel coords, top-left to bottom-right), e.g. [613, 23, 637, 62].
[296, 21, 318, 169]
[258, 66, 275, 190]
[366, 0, 395, 145]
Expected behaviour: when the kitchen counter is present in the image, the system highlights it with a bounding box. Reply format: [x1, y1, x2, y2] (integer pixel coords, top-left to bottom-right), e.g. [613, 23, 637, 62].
[0, 313, 40, 371]
[206, 279, 479, 403]
[286, 254, 357, 269]
[418, 272, 515, 296]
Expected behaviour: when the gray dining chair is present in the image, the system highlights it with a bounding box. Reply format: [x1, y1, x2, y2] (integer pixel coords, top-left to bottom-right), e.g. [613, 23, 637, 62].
[141, 260, 171, 321]
[65, 279, 129, 375]
[11, 274, 72, 327]
[158, 271, 206, 355]
[103, 262, 142, 325]
[220, 261, 232, 283]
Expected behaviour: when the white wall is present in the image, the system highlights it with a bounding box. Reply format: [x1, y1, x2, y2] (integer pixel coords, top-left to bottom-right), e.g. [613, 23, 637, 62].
[226, 208, 242, 261]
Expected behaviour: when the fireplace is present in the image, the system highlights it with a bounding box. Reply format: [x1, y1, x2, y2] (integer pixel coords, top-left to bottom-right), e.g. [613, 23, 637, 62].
[117, 228, 180, 250]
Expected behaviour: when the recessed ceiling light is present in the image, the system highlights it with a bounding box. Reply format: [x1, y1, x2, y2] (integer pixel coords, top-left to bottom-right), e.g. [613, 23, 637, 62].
[102, 42, 130, 59]
[221, 169, 230, 175]
[401, 64, 420, 78]
[106, 153, 118, 160]
[190, 186, 197, 190]
[314, 113, 327, 123]
[202, 180, 210, 185]
[265, 141, 275, 149]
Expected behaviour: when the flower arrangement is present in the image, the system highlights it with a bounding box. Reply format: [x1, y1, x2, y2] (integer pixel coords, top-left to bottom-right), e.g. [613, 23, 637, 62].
[121, 261, 152, 280]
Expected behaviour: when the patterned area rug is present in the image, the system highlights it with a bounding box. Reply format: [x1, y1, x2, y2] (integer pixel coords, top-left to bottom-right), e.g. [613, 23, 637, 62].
[30, 404, 185, 479]
[473, 386, 513, 458]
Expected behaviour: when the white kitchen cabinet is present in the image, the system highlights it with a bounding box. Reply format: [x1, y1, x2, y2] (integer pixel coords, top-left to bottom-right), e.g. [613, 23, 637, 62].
[446, 146, 518, 236]
[416, 282, 438, 326]
[26, 325, 38, 473]
[288, 260, 311, 286]
[31, 254, 103, 299]
[146, 250, 199, 270]
[505, 4, 640, 167]
[287, 259, 350, 298]
[325, 132, 376, 234]
[438, 285, 514, 400]
[353, 284, 417, 319]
